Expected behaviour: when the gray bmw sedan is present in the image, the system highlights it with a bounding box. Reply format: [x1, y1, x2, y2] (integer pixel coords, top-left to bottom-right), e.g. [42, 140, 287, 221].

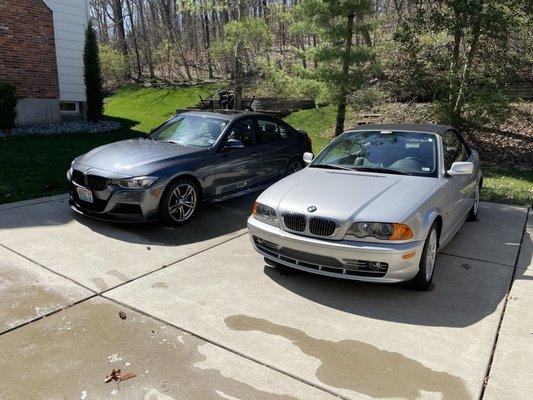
[67, 111, 311, 225]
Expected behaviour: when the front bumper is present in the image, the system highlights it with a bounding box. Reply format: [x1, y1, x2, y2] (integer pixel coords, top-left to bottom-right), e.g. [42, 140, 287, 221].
[68, 179, 163, 223]
[248, 216, 424, 283]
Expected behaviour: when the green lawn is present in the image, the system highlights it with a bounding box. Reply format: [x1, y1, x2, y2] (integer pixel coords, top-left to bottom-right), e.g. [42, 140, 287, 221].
[283, 105, 337, 152]
[0, 85, 219, 204]
[481, 166, 533, 206]
[105, 84, 221, 133]
[0, 86, 530, 206]
[0, 131, 139, 204]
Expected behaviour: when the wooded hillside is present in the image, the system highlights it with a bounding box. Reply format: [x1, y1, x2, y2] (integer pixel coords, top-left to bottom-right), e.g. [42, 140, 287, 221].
[90, 0, 531, 130]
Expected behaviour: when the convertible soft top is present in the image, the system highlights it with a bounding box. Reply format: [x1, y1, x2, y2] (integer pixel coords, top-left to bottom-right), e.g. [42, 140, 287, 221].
[348, 123, 455, 135]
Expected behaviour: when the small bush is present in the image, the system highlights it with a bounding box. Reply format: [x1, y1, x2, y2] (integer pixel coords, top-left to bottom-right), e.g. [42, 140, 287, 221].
[100, 43, 128, 90]
[0, 80, 18, 130]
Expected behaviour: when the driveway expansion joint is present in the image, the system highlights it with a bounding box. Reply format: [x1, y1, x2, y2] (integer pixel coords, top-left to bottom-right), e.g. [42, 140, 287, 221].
[0, 294, 98, 337]
[438, 251, 516, 269]
[100, 294, 351, 400]
[0, 243, 97, 294]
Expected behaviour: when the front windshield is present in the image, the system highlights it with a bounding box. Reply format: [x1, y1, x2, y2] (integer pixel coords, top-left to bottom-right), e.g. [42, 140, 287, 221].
[150, 115, 227, 147]
[312, 131, 437, 177]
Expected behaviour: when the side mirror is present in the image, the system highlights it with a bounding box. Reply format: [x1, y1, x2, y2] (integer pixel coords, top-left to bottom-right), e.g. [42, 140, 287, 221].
[447, 161, 474, 176]
[224, 138, 245, 150]
[303, 152, 314, 165]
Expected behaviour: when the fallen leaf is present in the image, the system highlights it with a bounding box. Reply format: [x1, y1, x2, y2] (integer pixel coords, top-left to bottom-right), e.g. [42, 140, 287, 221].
[119, 372, 137, 381]
[104, 369, 120, 383]
[105, 369, 137, 383]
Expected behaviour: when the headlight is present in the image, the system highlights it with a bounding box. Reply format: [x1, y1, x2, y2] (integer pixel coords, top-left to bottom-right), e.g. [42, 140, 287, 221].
[252, 202, 279, 225]
[347, 222, 413, 240]
[117, 176, 158, 189]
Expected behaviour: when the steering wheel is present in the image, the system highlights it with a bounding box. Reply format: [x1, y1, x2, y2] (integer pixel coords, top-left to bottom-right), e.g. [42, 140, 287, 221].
[403, 156, 425, 164]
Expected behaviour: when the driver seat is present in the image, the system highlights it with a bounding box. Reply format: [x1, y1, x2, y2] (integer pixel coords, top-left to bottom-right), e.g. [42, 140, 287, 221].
[418, 142, 434, 168]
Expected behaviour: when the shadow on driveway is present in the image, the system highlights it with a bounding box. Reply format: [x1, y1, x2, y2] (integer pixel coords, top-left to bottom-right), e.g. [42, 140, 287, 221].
[261, 251, 516, 328]
[0, 193, 257, 247]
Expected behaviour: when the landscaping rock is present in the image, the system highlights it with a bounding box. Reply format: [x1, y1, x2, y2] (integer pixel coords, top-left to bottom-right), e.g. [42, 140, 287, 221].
[0, 120, 122, 137]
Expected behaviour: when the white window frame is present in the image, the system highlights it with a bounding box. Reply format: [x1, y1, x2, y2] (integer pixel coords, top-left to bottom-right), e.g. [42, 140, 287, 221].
[59, 101, 80, 114]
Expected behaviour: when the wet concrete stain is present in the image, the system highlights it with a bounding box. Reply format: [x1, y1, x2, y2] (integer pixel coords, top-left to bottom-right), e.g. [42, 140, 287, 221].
[0, 299, 302, 400]
[90, 277, 108, 292]
[151, 282, 169, 289]
[0, 266, 74, 332]
[225, 315, 473, 400]
[106, 269, 130, 282]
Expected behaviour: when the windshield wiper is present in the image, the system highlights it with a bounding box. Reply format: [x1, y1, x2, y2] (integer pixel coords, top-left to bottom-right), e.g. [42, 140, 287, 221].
[352, 167, 412, 176]
[311, 164, 354, 171]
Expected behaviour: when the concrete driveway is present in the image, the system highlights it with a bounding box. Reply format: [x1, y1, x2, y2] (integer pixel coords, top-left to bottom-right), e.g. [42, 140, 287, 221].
[0, 194, 530, 400]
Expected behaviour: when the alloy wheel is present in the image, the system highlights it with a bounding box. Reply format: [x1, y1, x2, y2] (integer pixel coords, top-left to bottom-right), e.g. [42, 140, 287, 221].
[425, 229, 438, 281]
[473, 186, 480, 216]
[168, 183, 197, 223]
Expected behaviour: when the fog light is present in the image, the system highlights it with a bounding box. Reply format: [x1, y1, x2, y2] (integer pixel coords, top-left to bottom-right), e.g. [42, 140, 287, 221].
[369, 261, 382, 270]
[150, 187, 162, 197]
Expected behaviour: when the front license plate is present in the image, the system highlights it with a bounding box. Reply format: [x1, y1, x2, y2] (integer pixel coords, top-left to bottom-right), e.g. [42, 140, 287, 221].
[76, 187, 93, 203]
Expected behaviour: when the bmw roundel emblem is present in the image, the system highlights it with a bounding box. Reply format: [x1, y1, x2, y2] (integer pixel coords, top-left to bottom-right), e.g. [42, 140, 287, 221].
[85, 168, 93, 174]
[307, 206, 317, 213]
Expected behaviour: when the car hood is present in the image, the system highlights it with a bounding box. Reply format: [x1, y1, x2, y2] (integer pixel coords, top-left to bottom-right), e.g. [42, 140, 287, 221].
[75, 138, 208, 175]
[258, 167, 438, 223]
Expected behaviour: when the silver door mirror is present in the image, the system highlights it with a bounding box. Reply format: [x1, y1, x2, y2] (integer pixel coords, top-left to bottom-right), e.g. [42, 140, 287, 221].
[447, 161, 474, 176]
[224, 138, 245, 150]
[303, 152, 314, 165]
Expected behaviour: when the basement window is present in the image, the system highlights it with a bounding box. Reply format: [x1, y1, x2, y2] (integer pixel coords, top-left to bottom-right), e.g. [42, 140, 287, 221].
[60, 101, 80, 114]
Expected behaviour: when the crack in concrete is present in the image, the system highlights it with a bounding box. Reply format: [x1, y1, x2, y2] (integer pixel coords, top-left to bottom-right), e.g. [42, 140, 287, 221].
[439, 252, 517, 269]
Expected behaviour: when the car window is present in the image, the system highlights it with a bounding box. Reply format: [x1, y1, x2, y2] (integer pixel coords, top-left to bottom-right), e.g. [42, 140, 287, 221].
[150, 115, 227, 147]
[312, 131, 437, 177]
[279, 123, 291, 139]
[257, 118, 283, 144]
[227, 118, 256, 147]
[442, 130, 467, 169]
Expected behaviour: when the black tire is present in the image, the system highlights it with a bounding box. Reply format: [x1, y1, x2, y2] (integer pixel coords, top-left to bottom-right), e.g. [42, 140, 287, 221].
[285, 157, 304, 176]
[160, 178, 200, 226]
[467, 183, 481, 221]
[408, 223, 438, 291]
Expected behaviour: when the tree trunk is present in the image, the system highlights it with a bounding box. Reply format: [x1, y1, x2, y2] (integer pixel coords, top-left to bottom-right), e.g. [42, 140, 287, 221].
[301, 36, 307, 69]
[312, 34, 318, 68]
[233, 40, 244, 110]
[453, 14, 482, 124]
[160, 0, 192, 81]
[203, 11, 214, 79]
[335, 14, 355, 137]
[112, 0, 130, 80]
[125, 0, 142, 79]
[137, 0, 155, 80]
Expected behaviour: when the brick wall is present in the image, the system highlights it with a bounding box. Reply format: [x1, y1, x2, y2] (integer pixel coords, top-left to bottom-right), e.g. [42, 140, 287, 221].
[0, 0, 59, 99]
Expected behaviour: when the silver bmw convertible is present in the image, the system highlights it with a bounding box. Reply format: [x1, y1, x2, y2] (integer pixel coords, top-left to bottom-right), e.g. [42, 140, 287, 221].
[248, 123, 482, 290]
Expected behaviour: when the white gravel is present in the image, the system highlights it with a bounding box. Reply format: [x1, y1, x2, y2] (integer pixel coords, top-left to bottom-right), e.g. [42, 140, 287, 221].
[0, 120, 122, 137]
